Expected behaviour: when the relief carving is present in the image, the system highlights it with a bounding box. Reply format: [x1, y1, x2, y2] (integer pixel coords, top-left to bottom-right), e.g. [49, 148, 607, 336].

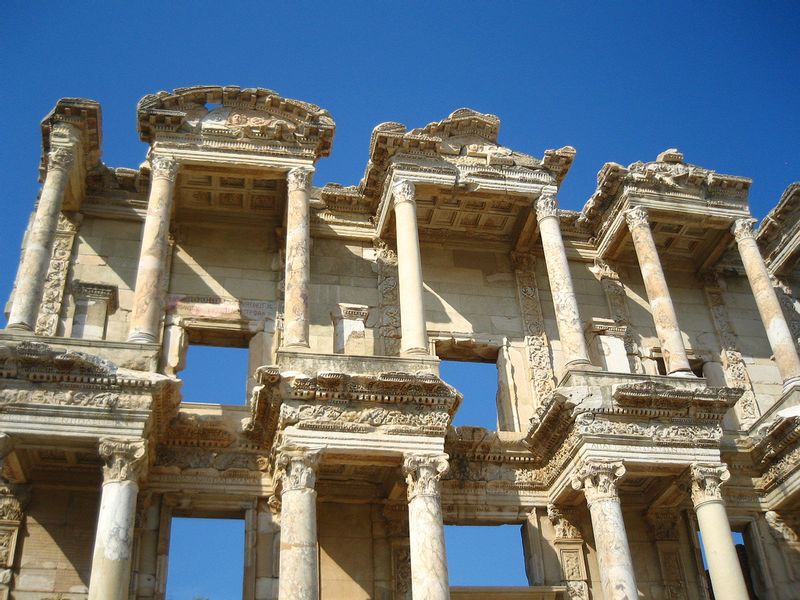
[35, 214, 82, 336]
[548, 504, 582, 539]
[374, 239, 402, 356]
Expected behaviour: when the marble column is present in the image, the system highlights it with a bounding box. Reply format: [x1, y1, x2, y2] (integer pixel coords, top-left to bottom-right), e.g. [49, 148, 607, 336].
[733, 218, 800, 390]
[8, 145, 77, 330]
[403, 453, 450, 600]
[88, 438, 147, 600]
[688, 463, 749, 600]
[624, 206, 693, 376]
[571, 459, 638, 600]
[283, 167, 314, 348]
[128, 156, 179, 343]
[393, 180, 428, 355]
[536, 193, 592, 367]
[255, 498, 281, 600]
[277, 448, 320, 600]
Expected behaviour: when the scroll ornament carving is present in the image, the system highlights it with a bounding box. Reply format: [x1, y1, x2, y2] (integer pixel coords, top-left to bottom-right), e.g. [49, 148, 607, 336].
[374, 239, 401, 356]
[276, 449, 320, 493]
[393, 179, 415, 206]
[403, 454, 449, 500]
[731, 217, 757, 242]
[149, 156, 179, 181]
[394, 546, 412, 598]
[98, 438, 147, 483]
[47, 146, 75, 172]
[566, 581, 589, 600]
[536, 193, 559, 220]
[571, 459, 625, 505]
[764, 511, 799, 543]
[35, 235, 74, 336]
[689, 462, 729, 506]
[624, 206, 649, 230]
[547, 504, 581, 539]
[0, 488, 24, 522]
[286, 166, 314, 192]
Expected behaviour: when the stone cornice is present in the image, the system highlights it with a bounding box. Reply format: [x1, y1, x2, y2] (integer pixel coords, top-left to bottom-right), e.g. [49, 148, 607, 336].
[757, 182, 800, 274]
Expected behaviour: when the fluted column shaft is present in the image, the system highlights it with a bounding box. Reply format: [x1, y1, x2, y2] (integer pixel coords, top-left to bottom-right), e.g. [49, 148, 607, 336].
[283, 167, 314, 348]
[128, 157, 178, 343]
[572, 460, 638, 600]
[733, 218, 800, 389]
[403, 453, 450, 600]
[625, 206, 692, 375]
[393, 180, 428, 355]
[689, 463, 749, 600]
[536, 193, 591, 367]
[88, 438, 147, 600]
[8, 145, 77, 330]
[277, 449, 320, 600]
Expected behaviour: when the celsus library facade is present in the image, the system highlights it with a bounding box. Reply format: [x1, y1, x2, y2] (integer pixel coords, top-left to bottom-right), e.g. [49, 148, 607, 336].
[0, 85, 799, 600]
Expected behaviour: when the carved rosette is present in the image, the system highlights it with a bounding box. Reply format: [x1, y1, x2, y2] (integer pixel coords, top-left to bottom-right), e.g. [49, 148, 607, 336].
[731, 217, 757, 242]
[47, 146, 76, 173]
[98, 438, 147, 483]
[547, 504, 582, 539]
[624, 205, 650, 231]
[571, 459, 626, 506]
[403, 453, 449, 501]
[392, 179, 415, 206]
[149, 156, 179, 182]
[688, 462, 729, 508]
[286, 166, 314, 192]
[535, 193, 559, 221]
[275, 448, 321, 494]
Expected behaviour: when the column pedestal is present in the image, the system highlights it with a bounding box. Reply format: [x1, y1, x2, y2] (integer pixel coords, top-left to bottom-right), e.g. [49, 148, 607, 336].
[572, 459, 638, 600]
[283, 167, 314, 348]
[88, 438, 147, 600]
[624, 206, 693, 376]
[403, 453, 450, 600]
[8, 145, 77, 330]
[393, 180, 428, 356]
[277, 449, 320, 600]
[537, 193, 592, 368]
[128, 157, 178, 343]
[733, 218, 800, 390]
[689, 463, 749, 600]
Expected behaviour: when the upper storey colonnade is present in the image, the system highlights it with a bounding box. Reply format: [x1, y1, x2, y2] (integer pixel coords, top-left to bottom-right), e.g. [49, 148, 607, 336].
[6, 87, 800, 393]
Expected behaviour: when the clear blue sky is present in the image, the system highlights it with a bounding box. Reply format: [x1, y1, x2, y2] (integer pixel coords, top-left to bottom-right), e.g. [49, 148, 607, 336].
[3, 2, 798, 597]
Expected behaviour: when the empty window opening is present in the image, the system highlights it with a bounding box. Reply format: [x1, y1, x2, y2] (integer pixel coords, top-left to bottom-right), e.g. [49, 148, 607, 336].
[654, 356, 668, 376]
[440, 360, 499, 430]
[689, 358, 705, 378]
[166, 517, 245, 600]
[179, 345, 250, 405]
[445, 525, 528, 586]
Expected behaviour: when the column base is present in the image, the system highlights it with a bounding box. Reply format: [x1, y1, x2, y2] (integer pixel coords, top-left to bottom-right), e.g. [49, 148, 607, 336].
[401, 347, 429, 357]
[127, 331, 158, 344]
[783, 375, 800, 393]
[5, 322, 33, 332]
[564, 359, 600, 371]
[668, 369, 697, 378]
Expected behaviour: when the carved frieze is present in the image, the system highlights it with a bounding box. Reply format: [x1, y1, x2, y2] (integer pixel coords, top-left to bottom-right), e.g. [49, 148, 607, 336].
[279, 402, 450, 436]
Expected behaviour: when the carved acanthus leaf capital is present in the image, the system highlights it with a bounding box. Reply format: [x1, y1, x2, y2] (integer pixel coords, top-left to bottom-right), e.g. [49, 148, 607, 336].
[571, 459, 626, 505]
[688, 462, 729, 507]
[275, 447, 321, 493]
[98, 438, 147, 483]
[47, 146, 76, 173]
[150, 156, 179, 182]
[536, 193, 559, 221]
[403, 453, 449, 500]
[624, 206, 650, 231]
[731, 218, 757, 242]
[392, 179, 416, 206]
[287, 166, 314, 192]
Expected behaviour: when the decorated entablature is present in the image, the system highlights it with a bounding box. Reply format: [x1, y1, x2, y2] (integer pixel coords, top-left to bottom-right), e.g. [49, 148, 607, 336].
[136, 85, 335, 162]
[579, 148, 754, 272]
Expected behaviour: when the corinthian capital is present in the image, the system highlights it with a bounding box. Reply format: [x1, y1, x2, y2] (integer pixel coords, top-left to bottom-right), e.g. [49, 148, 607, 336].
[571, 459, 626, 505]
[392, 179, 416, 206]
[624, 206, 649, 230]
[276, 447, 321, 493]
[150, 156, 179, 181]
[536, 192, 559, 221]
[731, 218, 757, 242]
[47, 146, 76, 173]
[403, 453, 448, 501]
[688, 462, 729, 507]
[98, 438, 147, 483]
[286, 166, 314, 192]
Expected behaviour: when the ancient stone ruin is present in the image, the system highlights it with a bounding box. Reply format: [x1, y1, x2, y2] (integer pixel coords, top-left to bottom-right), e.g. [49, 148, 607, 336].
[1, 85, 799, 599]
